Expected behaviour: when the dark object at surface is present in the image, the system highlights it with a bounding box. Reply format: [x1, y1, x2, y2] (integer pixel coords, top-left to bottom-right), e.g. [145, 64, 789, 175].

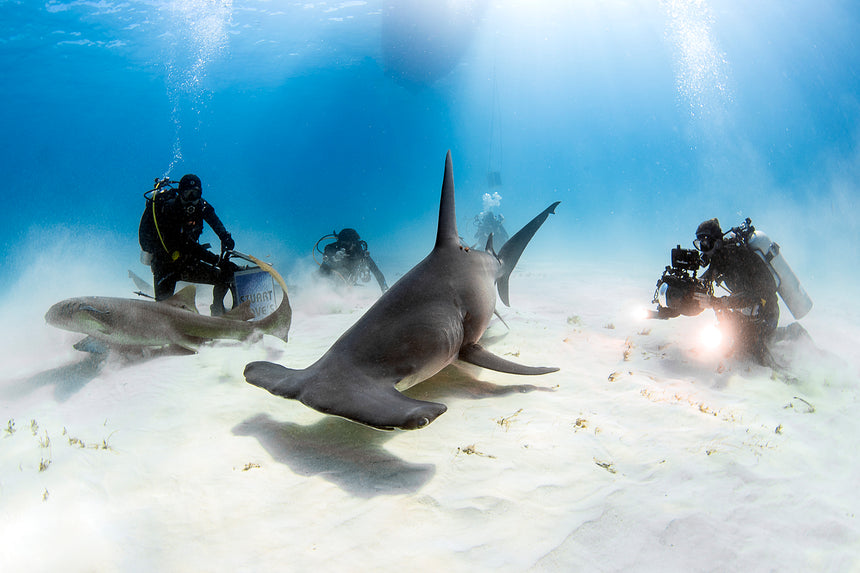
[382, 0, 489, 85]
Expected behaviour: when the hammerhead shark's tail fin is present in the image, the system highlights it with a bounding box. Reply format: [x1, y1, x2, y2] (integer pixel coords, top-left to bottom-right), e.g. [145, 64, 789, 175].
[496, 201, 560, 307]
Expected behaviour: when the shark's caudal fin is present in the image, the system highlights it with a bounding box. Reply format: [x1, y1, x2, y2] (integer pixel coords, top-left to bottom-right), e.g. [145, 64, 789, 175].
[496, 201, 561, 307]
[434, 150, 460, 250]
[243, 254, 292, 343]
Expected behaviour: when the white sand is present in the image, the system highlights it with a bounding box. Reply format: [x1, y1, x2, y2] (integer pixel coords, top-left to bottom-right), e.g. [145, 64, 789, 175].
[0, 255, 858, 572]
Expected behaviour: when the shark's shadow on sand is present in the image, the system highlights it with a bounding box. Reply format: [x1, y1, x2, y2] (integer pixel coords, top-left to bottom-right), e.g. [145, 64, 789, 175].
[234, 364, 554, 498]
[5, 343, 199, 403]
[0, 354, 106, 403]
[232, 413, 435, 498]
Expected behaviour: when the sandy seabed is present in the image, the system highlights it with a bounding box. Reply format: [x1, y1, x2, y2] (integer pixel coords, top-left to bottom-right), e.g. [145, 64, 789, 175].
[0, 258, 858, 572]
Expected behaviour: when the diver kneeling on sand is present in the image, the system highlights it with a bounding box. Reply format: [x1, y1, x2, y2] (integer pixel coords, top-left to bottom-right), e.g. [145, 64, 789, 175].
[138, 174, 239, 316]
[314, 228, 388, 293]
[648, 217, 813, 366]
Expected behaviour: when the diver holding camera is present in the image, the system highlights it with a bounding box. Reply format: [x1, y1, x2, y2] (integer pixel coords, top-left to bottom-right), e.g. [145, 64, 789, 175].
[649, 217, 812, 366]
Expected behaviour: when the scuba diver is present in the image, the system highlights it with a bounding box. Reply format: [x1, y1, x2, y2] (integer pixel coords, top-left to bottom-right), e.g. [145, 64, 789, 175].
[138, 174, 239, 316]
[691, 218, 780, 365]
[473, 210, 509, 248]
[314, 228, 388, 292]
[649, 217, 812, 366]
[472, 191, 509, 248]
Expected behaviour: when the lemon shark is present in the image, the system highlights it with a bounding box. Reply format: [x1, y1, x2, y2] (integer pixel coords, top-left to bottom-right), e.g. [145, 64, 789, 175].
[46, 255, 291, 354]
[244, 151, 559, 430]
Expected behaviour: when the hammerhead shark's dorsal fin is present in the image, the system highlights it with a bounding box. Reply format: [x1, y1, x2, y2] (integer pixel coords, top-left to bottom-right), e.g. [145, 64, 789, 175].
[434, 150, 460, 250]
[164, 285, 199, 314]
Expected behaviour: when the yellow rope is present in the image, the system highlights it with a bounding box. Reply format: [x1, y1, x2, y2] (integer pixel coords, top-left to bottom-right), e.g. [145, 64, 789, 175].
[152, 190, 179, 261]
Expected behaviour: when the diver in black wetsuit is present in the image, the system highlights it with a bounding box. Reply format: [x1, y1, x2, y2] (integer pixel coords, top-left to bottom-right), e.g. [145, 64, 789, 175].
[690, 218, 779, 365]
[138, 174, 239, 315]
[316, 228, 388, 292]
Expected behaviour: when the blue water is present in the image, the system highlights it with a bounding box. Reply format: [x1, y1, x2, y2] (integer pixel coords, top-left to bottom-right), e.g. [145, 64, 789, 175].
[1, 1, 858, 289]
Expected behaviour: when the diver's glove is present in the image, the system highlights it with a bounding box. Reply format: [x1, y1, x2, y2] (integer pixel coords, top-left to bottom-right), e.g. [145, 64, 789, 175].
[193, 243, 220, 265]
[222, 234, 235, 252]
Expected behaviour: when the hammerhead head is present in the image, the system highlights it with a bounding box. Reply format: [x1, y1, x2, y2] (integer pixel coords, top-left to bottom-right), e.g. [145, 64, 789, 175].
[45, 255, 291, 354]
[245, 151, 559, 430]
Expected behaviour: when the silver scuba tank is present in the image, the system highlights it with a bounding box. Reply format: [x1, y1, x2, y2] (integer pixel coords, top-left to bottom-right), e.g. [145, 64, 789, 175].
[747, 230, 813, 319]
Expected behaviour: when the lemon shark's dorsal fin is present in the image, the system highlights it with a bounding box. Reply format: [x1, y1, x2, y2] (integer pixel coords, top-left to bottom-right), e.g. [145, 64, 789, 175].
[164, 285, 199, 313]
[435, 150, 459, 250]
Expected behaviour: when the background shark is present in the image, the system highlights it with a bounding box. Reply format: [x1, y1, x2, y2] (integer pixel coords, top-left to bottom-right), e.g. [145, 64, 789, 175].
[46, 256, 291, 354]
[245, 151, 559, 430]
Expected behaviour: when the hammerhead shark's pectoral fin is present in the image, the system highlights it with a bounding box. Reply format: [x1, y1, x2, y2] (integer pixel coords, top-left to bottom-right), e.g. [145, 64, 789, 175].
[459, 343, 559, 375]
[244, 361, 448, 431]
[316, 383, 448, 431]
[245, 361, 303, 398]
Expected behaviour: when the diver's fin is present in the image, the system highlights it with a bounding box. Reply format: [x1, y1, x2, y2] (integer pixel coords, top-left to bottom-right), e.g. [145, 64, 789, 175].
[497, 201, 560, 306]
[163, 285, 199, 313]
[459, 343, 559, 375]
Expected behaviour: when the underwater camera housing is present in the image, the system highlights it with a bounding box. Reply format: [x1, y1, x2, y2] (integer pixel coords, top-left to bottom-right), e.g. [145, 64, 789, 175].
[649, 246, 710, 319]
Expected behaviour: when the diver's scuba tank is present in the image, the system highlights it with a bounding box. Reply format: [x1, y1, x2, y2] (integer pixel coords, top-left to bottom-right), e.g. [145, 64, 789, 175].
[140, 177, 179, 264]
[747, 230, 813, 319]
[733, 218, 813, 320]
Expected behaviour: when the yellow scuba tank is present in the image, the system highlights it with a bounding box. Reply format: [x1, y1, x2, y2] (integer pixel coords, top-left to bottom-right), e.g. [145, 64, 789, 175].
[747, 230, 813, 319]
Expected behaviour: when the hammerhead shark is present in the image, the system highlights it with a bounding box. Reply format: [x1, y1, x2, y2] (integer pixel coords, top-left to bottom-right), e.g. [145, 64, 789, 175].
[245, 151, 559, 430]
[45, 255, 291, 354]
